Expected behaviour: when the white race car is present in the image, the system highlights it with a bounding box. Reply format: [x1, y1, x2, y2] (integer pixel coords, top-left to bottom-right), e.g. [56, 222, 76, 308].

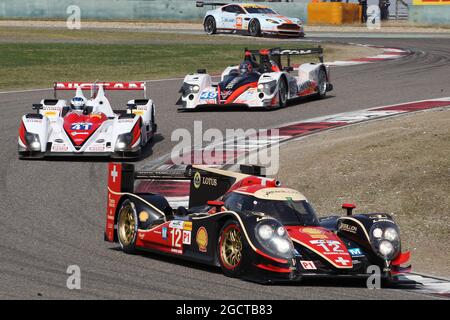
[178, 47, 333, 110]
[197, 1, 305, 37]
[18, 82, 157, 159]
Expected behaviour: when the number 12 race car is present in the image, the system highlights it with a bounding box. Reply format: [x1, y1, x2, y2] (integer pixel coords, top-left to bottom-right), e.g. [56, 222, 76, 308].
[197, 1, 305, 38]
[18, 82, 157, 159]
[178, 47, 333, 110]
[105, 163, 411, 284]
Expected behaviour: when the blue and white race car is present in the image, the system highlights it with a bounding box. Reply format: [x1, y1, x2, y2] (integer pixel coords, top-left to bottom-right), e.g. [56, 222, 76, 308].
[197, 1, 305, 38]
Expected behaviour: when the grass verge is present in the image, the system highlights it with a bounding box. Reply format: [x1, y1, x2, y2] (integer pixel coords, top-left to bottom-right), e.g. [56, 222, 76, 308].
[0, 27, 381, 90]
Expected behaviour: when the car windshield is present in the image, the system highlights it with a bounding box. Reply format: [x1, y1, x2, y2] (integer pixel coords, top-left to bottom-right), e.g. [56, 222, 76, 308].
[245, 7, 277, 14]
[224, 193, 319, 226]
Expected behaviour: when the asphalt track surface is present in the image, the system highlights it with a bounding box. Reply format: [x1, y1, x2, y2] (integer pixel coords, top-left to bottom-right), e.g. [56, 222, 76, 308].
[1, 35, 449, 299]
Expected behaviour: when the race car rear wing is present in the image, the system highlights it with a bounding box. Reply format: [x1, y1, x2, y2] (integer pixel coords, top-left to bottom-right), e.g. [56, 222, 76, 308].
[53, 81, 147, 98]
[196, 1, 228, 8]
[108, 163, 268, 208]
[246, 46, 324, 67]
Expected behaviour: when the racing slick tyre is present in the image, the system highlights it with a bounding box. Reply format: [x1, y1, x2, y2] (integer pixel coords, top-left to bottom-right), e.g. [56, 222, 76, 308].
[117, 199, 138, 254]
[277, 79, 288, 109]
[248, 19, 262, 37]
[317, 68, 327, 99]
[217, 220, 246, 278]
[204, 16, 217, 35]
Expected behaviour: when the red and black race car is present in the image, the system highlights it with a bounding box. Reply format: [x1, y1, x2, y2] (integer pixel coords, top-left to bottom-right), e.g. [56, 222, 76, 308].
[105, 163, 411, 283]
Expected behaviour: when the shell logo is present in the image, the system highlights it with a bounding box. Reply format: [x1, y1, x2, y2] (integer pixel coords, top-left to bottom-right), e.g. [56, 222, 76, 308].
[196, 227, 208, 252]
[301, 227, 328, 239]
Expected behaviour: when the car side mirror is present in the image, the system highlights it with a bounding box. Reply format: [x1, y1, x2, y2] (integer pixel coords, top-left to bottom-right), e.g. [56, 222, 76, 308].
[342, 203, 356, 216]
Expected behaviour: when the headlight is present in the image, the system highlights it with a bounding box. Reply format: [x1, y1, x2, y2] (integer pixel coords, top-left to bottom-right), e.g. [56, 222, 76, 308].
[258, 80, 277, 95]
[266, 19, 279, 24]
[272, 237, 290, 254]
[372, 227, 383, 238]
[255, 220, 294, 260]
[191, 85, 200, 93]
[370, 222, 401, 261]
[276, 226, 286, 237]
[25, 132, 41, 151]
[384, 227, 399, 242]
[182, 83, 200, 96]
[258, 224, 273, 240]
[115, 132, 132, 151]
[379, 240, 394, 257]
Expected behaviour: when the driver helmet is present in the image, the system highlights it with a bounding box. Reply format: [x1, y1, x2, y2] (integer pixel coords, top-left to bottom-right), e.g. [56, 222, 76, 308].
[239, 61, 253, 75]
[70, 96, 86, 111]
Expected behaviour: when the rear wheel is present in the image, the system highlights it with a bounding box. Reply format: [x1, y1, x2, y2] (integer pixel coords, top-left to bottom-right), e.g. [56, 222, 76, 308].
[117, 199, 138, 254]
[248, 19, 261, 37]
[204, 16, 217, 35]
[218, 220, 244, 277]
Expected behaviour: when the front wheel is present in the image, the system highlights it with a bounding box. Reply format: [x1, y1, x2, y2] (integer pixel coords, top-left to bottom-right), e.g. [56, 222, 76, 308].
[317, 68, 327, 98]
[218, 220, 244, 277]
[248, 19, 261, 37]
[204, 16, 217, 35]
[117, 199, 138, 254]
[277, 80, 288, 108]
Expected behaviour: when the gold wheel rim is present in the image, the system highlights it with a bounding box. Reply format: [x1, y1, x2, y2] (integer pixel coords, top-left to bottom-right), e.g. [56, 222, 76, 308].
[221, 226, 242, 268]
[118, 204, 136, 246]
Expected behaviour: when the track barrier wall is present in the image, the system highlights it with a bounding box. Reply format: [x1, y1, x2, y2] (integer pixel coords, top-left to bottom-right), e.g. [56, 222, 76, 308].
[0, 0, 449, 26]
[0, 0, 308, 22]
[410, 1, 450, 25]
[307, 3, 361, 25]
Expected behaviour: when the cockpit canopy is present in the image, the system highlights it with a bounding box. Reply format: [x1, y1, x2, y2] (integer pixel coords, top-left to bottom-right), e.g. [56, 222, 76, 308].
[223, 187, 320, 226]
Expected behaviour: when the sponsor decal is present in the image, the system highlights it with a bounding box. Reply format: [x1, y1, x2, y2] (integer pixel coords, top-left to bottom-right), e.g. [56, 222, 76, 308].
[86, 145, 105, 152]
[236, 17, 243, 29]
[182, 230, 191, 245]
[108, 193, 116, 208]
[196, 227, 208, 253]
[300, 260, 317, 270]
[51, 144, 69, 152]
[193, 172, 201, 189]
[169, 220, 185, 229]
[183, 221, 193, 231]
[220, 90, 232, 100]
[138, 211, 149, 223]
[201, 176, 217, 187]
[349, 248, 364, 257]
[339, 223, 357, 234]
[301, 227, 328, 239]
[162, 227, 168, 240]
[171, 248, 182, 255]
[71, 131, 89, 137]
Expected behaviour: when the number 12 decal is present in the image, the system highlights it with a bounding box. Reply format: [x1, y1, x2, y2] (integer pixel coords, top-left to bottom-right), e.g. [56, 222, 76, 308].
[170, 228, 182, 248]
